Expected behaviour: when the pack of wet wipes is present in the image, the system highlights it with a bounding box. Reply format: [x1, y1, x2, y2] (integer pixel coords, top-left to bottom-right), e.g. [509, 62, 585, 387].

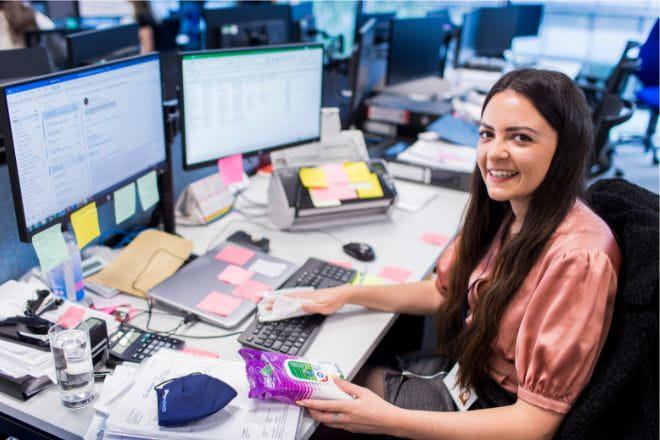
[257, 287, 315, 322]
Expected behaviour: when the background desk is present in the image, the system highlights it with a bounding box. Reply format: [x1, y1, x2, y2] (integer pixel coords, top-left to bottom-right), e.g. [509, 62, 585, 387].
[0, 175, 469, 440]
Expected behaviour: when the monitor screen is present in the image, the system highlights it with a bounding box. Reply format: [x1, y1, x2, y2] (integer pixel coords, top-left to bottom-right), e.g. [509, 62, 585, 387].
[180, 44, 323, 169]
[0, 54, 166, 242]
[386, 16, 450, 85]
[347, 18, 377, 127]
[203, 5, 291, 49]
[66, 23, 140, 68]
[355, 12, 395, 45]
[513, 4, 544, 37]
[456, 7, 519, 63]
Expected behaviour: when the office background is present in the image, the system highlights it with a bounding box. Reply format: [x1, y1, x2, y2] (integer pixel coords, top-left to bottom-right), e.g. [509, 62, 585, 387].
[0, 0, 658, 284]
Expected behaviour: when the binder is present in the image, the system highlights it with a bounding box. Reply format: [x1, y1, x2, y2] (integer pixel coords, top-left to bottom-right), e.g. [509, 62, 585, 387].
[386, 159, 473, 192]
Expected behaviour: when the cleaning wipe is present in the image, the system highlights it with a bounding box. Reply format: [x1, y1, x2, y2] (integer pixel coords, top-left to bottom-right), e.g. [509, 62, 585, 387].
[240, 348, 352, 404]
[257, 287, 315, 322]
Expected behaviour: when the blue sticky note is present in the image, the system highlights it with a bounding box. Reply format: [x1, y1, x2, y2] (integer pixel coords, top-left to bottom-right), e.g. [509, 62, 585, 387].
[137, 171, 160, 210]
[31, 224, 70, 272]
[114, 182, 136, 224]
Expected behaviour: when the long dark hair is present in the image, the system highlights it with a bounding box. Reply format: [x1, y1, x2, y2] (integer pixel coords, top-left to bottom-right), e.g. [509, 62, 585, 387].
[436, 69, 594, 390]
[0, 1, 37, 35]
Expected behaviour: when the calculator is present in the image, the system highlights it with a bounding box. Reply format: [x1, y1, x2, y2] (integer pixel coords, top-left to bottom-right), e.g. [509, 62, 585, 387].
[108, 324, 184, 363]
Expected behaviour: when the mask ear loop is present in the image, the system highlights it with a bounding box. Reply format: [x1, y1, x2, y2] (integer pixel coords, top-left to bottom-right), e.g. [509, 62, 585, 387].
[154, 372, 204, 391]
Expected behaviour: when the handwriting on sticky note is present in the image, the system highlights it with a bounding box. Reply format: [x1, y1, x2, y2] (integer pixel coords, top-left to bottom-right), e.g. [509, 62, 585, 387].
[70, 202, 100, 249]
[31, 224, 70, 272]
[214, 244, 255, 266]
[422, 233, 450, 247]
[357, 173, 384, 199]
[233, 279, 271, 303]
[248, 258, 287, 278]
[299, 167, 328, 188]
[114, 182, 136, 225]
[137, 170, 160, 210]
[57, 306, 86, 327]
[196, 291, 242, 317]
[344, 161, 371, 183]
[217, 264, 254, 285]
[378, 266, 412, 283]
[217, 153, 244, 186]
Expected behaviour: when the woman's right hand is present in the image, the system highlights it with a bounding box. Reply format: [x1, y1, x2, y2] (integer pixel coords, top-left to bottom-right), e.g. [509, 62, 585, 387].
[289, 284, 355, 315]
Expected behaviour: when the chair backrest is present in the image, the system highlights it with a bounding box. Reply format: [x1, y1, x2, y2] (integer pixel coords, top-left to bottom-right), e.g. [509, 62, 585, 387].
[556, 178, 659, 439]
[589, 93, 635, 175]
[637, 19, 659, 87]
[605, 40, 641, 96]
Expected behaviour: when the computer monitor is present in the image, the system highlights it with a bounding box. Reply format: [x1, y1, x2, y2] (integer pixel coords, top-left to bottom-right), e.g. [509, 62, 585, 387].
[0, 54, 168, 242]
[513, 4, 544, 38]
[203, 5, 291, 49]
[454, 6, 519, 68]
[66, 23, 140, 68]
[179, 43, 323, 169]
[47, 1, 79, 21]
[346, 18, 378, 128]
[386, 16, 451, 85]
[355, 12, 395, 45]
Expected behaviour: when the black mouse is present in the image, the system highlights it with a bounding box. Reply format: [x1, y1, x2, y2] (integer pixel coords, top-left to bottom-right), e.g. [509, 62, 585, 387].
[342, 242, 375, 262]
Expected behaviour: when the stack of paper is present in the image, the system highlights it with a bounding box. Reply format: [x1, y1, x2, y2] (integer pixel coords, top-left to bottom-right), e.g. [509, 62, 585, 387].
[397, 139, 476, 173]
[92, 350, 300, 440]
[299, 161, 383, 208]
[0, 339, 55, 383]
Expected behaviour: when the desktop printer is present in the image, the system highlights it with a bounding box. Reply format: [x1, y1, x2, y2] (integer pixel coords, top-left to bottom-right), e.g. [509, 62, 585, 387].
[268, 108, 398, 230]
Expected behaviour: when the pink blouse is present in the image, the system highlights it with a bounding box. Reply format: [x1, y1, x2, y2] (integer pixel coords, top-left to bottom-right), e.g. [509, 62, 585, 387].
[435, 200, 621, 414]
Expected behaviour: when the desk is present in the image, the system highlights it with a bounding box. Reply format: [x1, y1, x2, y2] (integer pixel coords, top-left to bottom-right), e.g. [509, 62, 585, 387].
[0, 175, 469, 440]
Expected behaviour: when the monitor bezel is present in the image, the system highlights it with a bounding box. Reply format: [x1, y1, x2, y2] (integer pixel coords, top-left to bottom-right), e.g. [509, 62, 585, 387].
[0, 53, 168, 243]
[178, 42, 324, 171]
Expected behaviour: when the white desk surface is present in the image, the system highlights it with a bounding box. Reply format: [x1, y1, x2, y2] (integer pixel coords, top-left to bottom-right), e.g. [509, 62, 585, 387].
[0, 175, 469, 440]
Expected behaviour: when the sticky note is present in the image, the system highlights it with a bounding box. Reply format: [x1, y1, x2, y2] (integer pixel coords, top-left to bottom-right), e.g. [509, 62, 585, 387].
[422, 233, 450, 247]
[197, 291, 242, 317]
[249, 258, 287, 278]
[357, 173, 384, 199]
[233, 279, 271, 303]
[299, 167, 328, 188]
[322, 163, 349, 184]
[328, 260, 352, 269]
[70, 202, 100, 249]
[352, 273, 387, 286]
[181, 347, 219, 358]
[328, 184, 358, 200]
[217, 153, 244, 186]
[217, 264, 254, 285]
[114, 182, 136, 225]
[309, 188, 341, 208]
[31, 224, 70, 272]
[57, 306, 86, 327]
[378, 266, 412, 283]
[214, 244, 255, 266]
[137, 170, 159, 210]
[344, 161, 371, 183]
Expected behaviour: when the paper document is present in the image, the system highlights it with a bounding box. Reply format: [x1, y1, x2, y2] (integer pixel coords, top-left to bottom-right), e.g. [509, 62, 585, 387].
[395, 180, 439, 212]
[398, 139, 476, 173]
[88, 229, 193, 298]
[103, 350, 301, 440]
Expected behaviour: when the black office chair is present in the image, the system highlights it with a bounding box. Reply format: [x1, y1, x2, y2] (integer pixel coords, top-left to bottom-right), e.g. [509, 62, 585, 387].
[555, 178, 659, 439]
[589, 92, 635, 176]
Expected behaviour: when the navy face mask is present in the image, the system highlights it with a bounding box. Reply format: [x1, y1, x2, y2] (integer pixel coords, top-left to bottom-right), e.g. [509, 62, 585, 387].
[154, 372, 237, 427]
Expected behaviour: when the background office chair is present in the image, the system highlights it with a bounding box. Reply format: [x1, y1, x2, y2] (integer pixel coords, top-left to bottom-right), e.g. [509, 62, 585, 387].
[589, 92, 635, 176]
[555, 178, 659, 439]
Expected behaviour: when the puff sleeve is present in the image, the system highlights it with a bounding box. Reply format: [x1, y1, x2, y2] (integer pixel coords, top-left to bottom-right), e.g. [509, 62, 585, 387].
[515, 249, 618, 414]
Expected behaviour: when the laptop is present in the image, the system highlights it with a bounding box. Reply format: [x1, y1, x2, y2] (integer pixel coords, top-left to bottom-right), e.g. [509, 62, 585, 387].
[149, 242, 299, 328]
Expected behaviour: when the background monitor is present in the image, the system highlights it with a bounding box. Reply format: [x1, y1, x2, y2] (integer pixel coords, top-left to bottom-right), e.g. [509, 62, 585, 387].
[355, 12, 395, 45]
[345, 17, 380, 128]
[203, 5, 291, 49]
[46, 1, 79, 22]
[456, 7, 519, 64]
[66, 23, 140, 67]
[0, 54, 167, 242]
[386, 16, 451, 85]
[179, 43, 323, 169]
[513, 4, 544, 37]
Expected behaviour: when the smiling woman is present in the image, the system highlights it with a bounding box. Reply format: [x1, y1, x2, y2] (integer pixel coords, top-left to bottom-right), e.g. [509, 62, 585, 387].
[291, 69, 622, 439]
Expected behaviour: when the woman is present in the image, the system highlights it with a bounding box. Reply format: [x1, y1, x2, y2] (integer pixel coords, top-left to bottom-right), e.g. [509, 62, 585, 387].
[0, 1, 53, 50]
[294, 69, 621, 438]
[130, 0, 157, 53]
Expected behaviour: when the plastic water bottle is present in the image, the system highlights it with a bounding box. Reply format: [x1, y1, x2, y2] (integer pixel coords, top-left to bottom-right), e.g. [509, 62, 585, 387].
[48, 232, 85, 302]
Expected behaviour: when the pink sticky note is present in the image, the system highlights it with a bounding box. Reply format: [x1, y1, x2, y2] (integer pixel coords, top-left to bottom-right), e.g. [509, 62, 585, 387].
[322, 163, 349, 184]
[310, 187, 341, 202]
[196, 291, 242, 317]
[181, 347, 219, 359]
[328, 184, 358, 200]
[217, 153, 244, 186]
[378, 266, 412, 283]
[57, 306, 86, 327]
[233, 279, 271, 303]
[214, 244, 255, 266]
[328, 260, 353, 269]
[421, 233, 450, 247]
[217, 264, 254, 285]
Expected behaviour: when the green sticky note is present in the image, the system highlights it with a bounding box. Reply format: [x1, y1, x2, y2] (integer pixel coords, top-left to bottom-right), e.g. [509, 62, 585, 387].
[114, 182, 136, 225]
[137, 171, 159, 210]
[31, 224, 70, 272]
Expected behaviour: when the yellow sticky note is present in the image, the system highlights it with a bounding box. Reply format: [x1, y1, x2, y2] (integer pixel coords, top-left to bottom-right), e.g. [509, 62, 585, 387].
[299, 167, 328, 188]
[344, 161, 371, 183]
[70, 202, 100, 249]
[114, 182, 136, 225]
[31, 224, 70, 272]
[137, 170, 160, 210]
[357, 173, 384, 199]
[352, 273, 387, 286]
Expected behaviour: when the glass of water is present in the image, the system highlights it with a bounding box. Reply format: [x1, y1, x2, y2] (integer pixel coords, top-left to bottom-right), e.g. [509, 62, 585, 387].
[48, 320, 96, 409]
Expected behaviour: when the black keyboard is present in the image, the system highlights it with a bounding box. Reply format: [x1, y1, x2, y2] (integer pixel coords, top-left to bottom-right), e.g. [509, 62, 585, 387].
[238, 258, 357, 356]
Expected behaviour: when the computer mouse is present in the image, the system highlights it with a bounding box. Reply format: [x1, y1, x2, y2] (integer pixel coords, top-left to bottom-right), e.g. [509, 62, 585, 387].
[342, 242, 376, 262]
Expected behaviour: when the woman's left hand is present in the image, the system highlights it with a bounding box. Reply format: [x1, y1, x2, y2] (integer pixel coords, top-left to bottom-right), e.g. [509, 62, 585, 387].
[296, 376, 400, 435]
